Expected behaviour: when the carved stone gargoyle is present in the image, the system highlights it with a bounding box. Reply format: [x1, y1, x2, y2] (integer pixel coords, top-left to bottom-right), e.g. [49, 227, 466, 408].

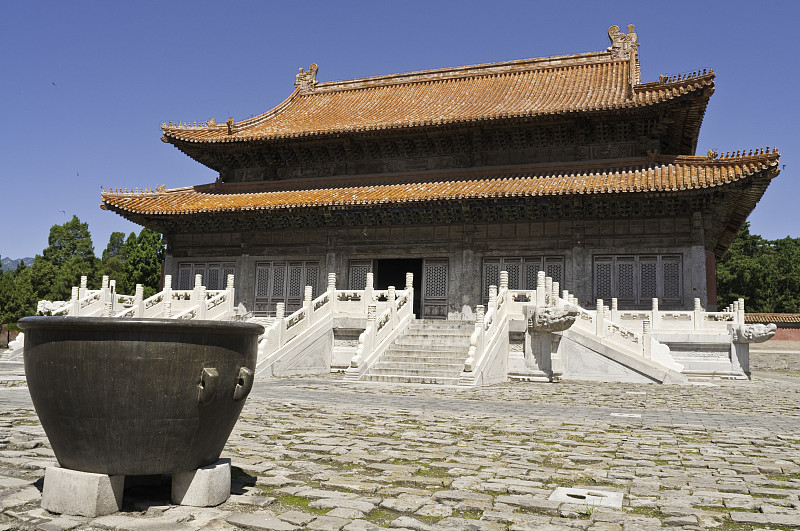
[730, 323, 777, 344]
[526, 303, 579, 333]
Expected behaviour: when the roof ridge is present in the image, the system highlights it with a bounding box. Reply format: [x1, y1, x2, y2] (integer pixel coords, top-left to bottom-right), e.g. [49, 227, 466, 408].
[312, 51, 614, 93]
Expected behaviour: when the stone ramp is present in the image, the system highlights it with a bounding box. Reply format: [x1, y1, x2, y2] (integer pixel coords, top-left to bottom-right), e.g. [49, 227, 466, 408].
[361, 320, 473, 384]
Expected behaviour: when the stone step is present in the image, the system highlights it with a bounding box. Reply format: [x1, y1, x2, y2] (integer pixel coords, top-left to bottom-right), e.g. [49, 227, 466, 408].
[412, 319, 474, 328]
[381, 349, 466, 359]
[361, 319, 473, 385]
[372, 361, 464, 371]
[385, 344, 465, 351]
[393, 337, 472, 347]
[361, 374, 461, 385]
[403, 331, 472, 338]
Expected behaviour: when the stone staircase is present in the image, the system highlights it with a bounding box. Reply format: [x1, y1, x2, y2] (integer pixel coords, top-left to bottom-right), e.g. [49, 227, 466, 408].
[361, 320, 473, 384]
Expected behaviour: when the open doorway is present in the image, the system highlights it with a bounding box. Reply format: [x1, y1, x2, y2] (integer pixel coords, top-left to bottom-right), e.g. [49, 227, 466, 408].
[374, 258, 422, 318]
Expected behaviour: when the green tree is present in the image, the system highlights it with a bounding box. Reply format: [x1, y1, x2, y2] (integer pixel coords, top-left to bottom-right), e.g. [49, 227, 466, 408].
[122, 228, 164, 298]
[31, 215, 97, 301]
[771, 237, 800, 313]
[41, 215, 95, 267]
[99, 231, 128, 286]
[0, 262, 37, 324]
[717, 223, 800, 313]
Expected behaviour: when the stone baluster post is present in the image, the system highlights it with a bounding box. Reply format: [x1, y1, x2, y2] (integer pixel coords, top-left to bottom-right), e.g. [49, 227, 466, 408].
[475, 304, 486, 359]
[197, 285, 207, 320]
[71, 286, 80, 316]
[364, 272, 374, 314]
[226, 274, 236, 317]
[192, 275, 204, 319]
[79, 276, 88, 300]
[135, 284, 144, 317]
[109, 280, 117, 313]
[552, 281, 560, 305]
[328, 272, 337, 313]
[611, 298, 618, 323]
[737, 298, 745, 325]
[545, 276, 553, 306]
[536, 271, 546, 307]
[405, 272, 414, 310]
[366, 303, 377, 356]
[693, 298, 703, 330]
[651, 298, 659, 332]
[159, 275, 172, 318]
[101, 275, 109, 308]
[489, 285, 497, 313]
[500, 271, 508, 312]
[304, 285, 313, 326]
[388, 286, 396, 324]
[275, 303, 285, 346]
[642, 319, 652, 359]
[596, 299, 605, 336]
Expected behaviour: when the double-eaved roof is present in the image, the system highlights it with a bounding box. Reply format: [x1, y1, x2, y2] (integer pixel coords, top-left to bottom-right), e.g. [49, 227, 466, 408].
[103, 25, 779, 258]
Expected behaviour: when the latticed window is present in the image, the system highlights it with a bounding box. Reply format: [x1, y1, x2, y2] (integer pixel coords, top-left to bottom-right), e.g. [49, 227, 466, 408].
[483, 256, 565, 301]
[592, 255, 683, 306]
[424, 262, 448, 299]
[594, 259, 613, 300]
[176, 262, 236, 290]
[662, 259, 682, 300]
[254, 260, 320, 315]
[178, 264, 193, 290]
[255, 266, 270, 297]
[640, 261, 658, 299]
[348, 260, 372, 290]
[616, 260, 636, 301]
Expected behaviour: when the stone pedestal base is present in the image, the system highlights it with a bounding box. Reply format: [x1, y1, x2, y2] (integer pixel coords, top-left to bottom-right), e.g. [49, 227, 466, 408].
[171, 458, 231, 507]
[41, 467, 123, 517]
[41, 459, 232, 516]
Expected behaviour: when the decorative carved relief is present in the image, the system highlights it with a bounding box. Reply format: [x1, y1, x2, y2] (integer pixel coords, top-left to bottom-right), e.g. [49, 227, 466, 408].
[526, 304, 579, 333]
[731, 323, 777, 344]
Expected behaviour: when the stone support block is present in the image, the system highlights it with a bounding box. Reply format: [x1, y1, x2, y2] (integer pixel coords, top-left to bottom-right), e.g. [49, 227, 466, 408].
[171, 458, 231, 507]
[41, 466, 123, 517]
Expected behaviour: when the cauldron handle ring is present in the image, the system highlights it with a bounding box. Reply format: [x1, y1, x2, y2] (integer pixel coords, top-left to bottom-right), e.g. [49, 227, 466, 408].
[198, 367, 219, 405]
[233, 367, 254, 401]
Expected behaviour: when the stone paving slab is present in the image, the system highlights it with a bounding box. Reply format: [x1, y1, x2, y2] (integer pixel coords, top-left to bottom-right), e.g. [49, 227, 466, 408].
[0, 366, 799, 529]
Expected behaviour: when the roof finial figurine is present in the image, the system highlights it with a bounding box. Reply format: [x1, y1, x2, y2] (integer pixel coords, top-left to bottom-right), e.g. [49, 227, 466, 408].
[294, 63, 319, 93]
[156, 184, 166, 193]
[608, 24, 639, 59]
[226, 117, 234, 135]
[706, 148, 719, 161]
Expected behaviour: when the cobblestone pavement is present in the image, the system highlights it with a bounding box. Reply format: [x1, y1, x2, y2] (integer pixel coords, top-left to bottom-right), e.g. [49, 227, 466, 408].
[0, 361, 799, 530]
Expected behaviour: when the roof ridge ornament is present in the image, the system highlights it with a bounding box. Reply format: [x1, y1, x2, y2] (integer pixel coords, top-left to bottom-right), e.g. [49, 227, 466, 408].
[295, 63, 319, 93]
[608, 24, 639, 60]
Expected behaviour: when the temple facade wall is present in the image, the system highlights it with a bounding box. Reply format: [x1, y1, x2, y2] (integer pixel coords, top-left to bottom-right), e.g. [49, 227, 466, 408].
[163, 214, 709, 318]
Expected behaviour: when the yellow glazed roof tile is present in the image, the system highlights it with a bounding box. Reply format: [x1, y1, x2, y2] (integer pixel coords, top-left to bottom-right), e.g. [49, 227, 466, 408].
[102, 152, 779, 216]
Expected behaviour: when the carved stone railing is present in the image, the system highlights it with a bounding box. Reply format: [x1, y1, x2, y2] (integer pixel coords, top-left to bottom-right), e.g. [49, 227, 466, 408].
[39, 273, 237, 321]
[342, 273, 415, 380]
[460, 272, 510, 385]
[612, 297, 741, 334]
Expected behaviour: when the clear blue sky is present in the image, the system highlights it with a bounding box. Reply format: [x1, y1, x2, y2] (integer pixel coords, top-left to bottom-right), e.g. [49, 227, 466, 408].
[1, 0, 797, 260]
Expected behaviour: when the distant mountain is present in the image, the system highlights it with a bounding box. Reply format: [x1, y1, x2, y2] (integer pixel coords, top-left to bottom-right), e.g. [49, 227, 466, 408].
[1, 257, 34, 272]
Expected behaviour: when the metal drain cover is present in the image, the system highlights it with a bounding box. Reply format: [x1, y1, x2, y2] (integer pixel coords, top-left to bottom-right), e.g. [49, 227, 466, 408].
[548, 487, 623, 508]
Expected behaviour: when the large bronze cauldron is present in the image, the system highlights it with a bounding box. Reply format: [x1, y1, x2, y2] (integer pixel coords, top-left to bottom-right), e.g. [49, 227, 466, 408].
[19, 317, 264, 476]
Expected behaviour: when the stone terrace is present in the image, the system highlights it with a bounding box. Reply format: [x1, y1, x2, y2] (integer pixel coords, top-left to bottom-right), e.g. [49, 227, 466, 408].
[0, 355, 798, 530]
